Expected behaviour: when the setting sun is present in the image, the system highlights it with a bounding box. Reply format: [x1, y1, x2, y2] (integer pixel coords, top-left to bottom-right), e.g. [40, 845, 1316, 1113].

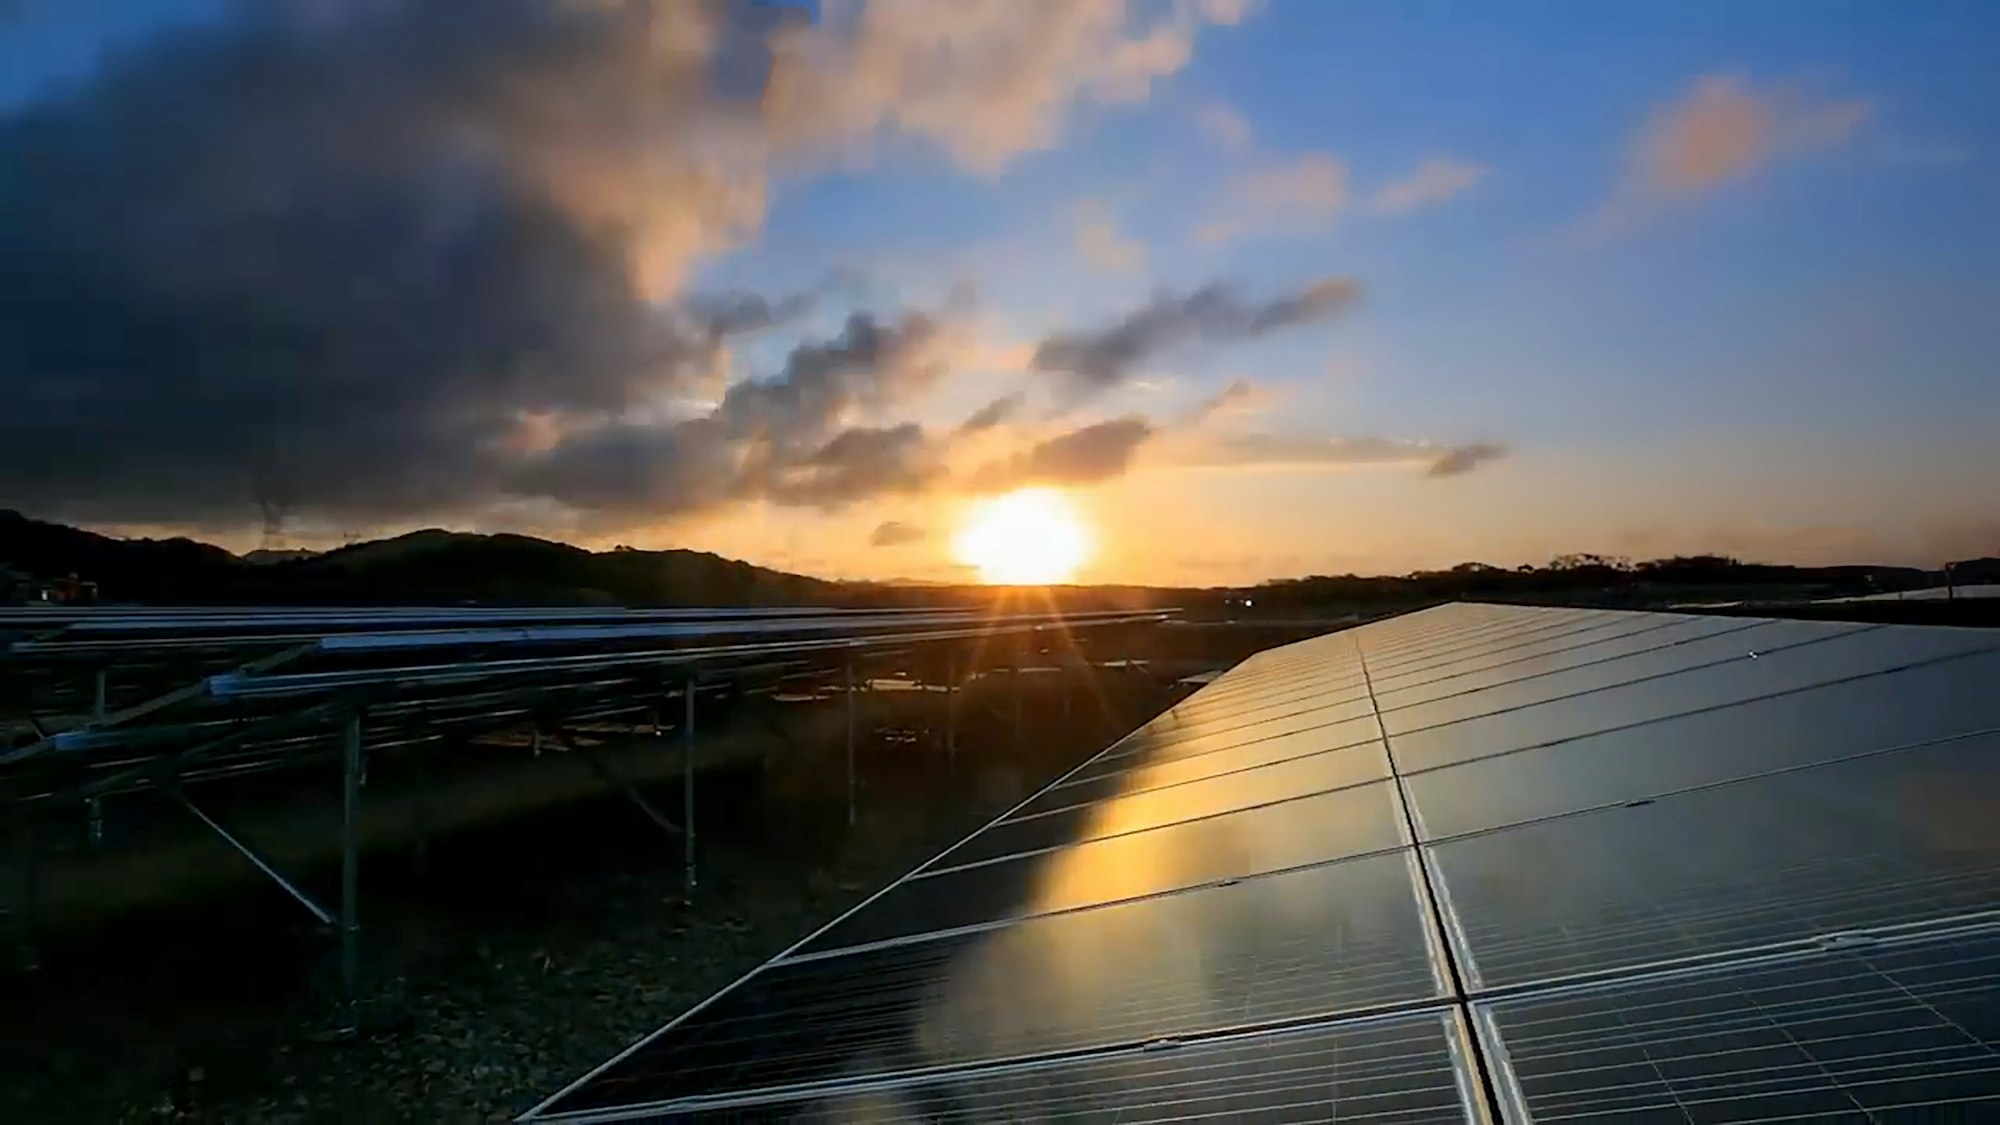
[953, 488, 1092, 585]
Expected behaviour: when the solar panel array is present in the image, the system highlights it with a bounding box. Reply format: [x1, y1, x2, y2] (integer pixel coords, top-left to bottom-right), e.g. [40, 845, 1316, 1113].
[3, 604, 1165, 802]
[526, 603, 2000, 1123]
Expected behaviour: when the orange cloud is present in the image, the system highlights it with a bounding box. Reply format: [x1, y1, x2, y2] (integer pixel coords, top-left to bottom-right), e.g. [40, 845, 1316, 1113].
[1595, 74, 1871, 228]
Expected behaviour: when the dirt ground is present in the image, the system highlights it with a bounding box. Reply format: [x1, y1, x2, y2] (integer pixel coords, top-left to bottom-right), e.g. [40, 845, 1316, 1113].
[0, 674, 1176, 1123]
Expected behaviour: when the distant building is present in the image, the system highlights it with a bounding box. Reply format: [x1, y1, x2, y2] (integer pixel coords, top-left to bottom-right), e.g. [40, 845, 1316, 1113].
[2, 567, 97, 604]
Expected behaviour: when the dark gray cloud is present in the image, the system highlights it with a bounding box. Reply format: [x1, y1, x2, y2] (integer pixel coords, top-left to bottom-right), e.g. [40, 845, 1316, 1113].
[517, 312, 949, 515]
[869, 520, 928, 547]
[1179, 434, 1512, 478]
[958, 391, 1026, 433]
[1427, 442, 1510, 477]
[0, 0, 796, 528]
[684, 289, 819, 339]
[1182, 377, 1273, 425]
[1030, 278, 1358, 395]
[770, 423, 940, 508]
[969, 418, 1154, 492]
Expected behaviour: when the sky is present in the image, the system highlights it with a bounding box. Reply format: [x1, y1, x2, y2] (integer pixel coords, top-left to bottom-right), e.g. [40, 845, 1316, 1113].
[1, 0, 1995, 585]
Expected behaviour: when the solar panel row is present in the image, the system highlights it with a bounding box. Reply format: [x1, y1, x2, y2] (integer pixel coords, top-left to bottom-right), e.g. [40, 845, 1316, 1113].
[526, 602, 2000, 1122]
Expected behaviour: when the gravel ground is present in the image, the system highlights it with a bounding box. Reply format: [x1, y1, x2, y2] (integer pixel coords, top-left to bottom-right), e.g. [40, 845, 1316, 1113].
[2, 682, 1170, 1123]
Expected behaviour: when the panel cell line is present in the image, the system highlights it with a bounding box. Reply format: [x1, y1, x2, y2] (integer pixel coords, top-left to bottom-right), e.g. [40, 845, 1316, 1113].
[523, 603, 2000, 1123]
[622, 1010, 1482, 1123]
[1476, 924, 2000, 1123]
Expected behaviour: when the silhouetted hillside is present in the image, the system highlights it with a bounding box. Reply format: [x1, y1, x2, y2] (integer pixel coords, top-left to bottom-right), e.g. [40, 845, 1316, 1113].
[0, 510, 241, 601]
[1240, 553, 1943, 612]
[0, 512, 847, 606]
[2, 511, 1986, 611]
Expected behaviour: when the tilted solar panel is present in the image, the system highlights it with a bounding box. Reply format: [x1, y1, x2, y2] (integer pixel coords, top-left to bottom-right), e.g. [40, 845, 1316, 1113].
[524, 602, 2000, 1122]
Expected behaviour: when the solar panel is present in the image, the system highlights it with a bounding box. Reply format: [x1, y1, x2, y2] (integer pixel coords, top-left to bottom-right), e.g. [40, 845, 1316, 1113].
[1477, 925, 2000, 1122]
[656, 1010, 1476, 1123]
[525, 602, 2000, 1122]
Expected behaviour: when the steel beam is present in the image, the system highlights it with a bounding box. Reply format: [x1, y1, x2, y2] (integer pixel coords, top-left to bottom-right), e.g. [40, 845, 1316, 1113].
[2, 641, 316, 765]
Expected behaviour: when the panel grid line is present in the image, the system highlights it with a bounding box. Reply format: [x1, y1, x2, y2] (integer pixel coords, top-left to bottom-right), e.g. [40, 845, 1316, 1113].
[1354, 631, 1504, 1122]
[526, 603, 2000, 1123]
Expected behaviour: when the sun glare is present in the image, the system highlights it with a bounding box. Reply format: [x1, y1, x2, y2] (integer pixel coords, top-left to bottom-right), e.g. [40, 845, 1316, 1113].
[953, 488, 1092, 585]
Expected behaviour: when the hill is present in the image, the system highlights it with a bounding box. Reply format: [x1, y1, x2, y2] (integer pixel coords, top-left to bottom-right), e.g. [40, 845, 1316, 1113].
[0, 512, 847, 607]
[2, 510, 1986, 612]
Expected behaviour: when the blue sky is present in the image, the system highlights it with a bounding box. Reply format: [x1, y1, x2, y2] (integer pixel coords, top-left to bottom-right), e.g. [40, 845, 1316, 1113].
[4, 1, 1996, 581]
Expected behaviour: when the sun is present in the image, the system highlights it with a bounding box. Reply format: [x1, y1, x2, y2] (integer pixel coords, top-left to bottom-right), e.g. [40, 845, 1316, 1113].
[953, 488, 1092, 585]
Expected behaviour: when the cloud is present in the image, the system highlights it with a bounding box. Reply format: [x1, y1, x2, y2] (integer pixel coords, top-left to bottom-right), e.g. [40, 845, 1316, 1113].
[769, 423, 942, 507]
[1425, 441, 1509, 477]
[1030, 278, 1359, 395]
[518, 311, 951, 515]
[869, 519, 928, 547]
[1183, 378, 1278, 425]
[0, 0, 1233, 532]
[1596, 74, 1871, 227]
[1180, 434, 1510, 477]
[763, 0, 1248, 174]
[1372, 156, 1489, 215]
[958, 392, 1027, 434]
[969, 418, 1155, 491]
[1194, 101, 1252, 150]
[1200, 151, 1348, 242]
[1073, 205, 1146, 273]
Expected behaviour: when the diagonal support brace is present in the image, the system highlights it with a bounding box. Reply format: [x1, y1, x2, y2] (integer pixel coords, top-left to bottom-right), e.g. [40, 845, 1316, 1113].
[172, 788, 335, 928]
[553, 726, 684, 838]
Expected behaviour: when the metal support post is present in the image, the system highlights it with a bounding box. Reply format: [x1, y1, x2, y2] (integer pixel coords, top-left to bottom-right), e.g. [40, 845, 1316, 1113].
[92, 667, 108, 722]
[683, 674, 697, 896]
[845, 655, 857, 826]
[1011, 645, 1023, 753]
[86, 795, 104, 850]
[12, 813, 39, 972]
[411, 743, 430, 877]
[340, 711, 362, 1020]
[944, 650, 957, 776]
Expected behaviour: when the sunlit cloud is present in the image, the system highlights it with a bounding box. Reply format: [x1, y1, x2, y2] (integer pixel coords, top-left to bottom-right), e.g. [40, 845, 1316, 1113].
[1592, 74, 1872, 229]
[0, 0, 1244, 533]
[1371, 155, 1489, 215]
[1182, 377, 1280, 426]
[958, 392, 1028, 434]
[868, 519, 928, 547]
[968, 418, 1156, 492]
